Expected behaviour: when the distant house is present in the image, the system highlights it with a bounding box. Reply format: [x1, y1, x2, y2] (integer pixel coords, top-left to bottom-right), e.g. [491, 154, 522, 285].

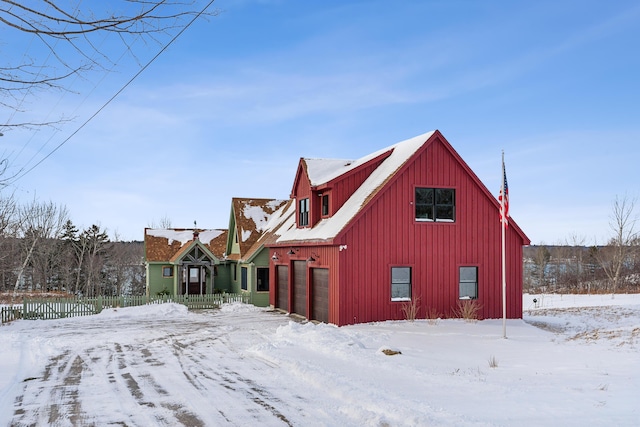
[144, 228, 229, 296]
[266, 130, 530, 326]
[224, 198, 293, 306]
[143, 201, 294, 306]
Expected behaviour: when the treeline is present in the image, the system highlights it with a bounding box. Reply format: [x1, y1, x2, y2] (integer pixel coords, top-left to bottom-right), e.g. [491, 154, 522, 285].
[524, 244, 639, 294]
[0, 197, 144, 296]
[525, 196, 639, 294]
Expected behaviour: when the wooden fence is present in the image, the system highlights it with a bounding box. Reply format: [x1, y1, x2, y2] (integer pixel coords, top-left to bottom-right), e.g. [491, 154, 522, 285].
[0, 293, 250, 323]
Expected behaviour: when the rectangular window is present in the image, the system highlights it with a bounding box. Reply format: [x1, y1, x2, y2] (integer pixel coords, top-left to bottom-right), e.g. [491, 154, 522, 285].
[321, 194, 329, 216]
[162, 266, 173, 278]
[257, 267, 269, 292]
[241, 267, 248, 290]
[299, 198, 309, 226]
[189, 267, 199, 284]
[391, 266, 412, 301]
[415, 188, 455, 222]
[233, 265, 237, 281]
[459, 266, 478, 299]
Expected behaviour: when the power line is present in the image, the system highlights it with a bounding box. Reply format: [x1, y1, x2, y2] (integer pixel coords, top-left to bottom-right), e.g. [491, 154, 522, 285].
[5, 0, 217, 186]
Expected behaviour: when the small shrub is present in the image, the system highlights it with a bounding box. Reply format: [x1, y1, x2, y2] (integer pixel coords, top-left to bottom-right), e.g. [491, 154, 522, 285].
[157, 288, 171, 296]
[425, 306, 441, 325]
[401, 296, 420, 321]
[488, 355, 498, 368]
[455, 299, 483, 322]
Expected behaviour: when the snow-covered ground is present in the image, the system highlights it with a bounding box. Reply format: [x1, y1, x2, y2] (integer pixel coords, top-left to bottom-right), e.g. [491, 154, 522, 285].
[0, 294, 638, 426]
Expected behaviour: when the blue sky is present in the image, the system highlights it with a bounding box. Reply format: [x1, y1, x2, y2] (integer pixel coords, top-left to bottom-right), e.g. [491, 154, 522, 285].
[2, 0, 639, 244]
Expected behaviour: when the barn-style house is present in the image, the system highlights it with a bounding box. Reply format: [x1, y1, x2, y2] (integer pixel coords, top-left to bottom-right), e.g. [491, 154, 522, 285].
[266, 130, 530, 325]
[143, 130, 529, 325]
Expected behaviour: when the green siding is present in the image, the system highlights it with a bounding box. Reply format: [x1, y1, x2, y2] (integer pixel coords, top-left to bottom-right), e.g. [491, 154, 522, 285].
[147, 263, 177, 295]
[234, 248, 270, 307]
[147, 263, 237, 296]
[251, 248, 271, 307]
[214, 264, 233, 293]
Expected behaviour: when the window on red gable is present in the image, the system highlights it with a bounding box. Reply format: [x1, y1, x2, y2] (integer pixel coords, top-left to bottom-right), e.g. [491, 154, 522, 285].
[299, 198, 309, 226]
[415, 188, 455, 222]
[321, 194, 329, 216]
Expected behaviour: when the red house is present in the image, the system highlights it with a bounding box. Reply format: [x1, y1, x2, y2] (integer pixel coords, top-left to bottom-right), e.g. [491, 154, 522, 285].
[267, 130, 530, 326]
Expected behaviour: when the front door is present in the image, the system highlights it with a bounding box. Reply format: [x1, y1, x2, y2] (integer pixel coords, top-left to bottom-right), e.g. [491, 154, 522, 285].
[188, 267, 201, 295]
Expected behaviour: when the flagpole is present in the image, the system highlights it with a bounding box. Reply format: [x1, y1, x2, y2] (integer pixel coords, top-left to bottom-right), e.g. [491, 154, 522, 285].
[501, 151, 507, 339]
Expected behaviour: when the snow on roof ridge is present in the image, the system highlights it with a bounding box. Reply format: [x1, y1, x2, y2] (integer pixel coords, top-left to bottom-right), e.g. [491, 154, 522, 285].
[277, 131, 435, 242]
[304, 158, 356, 186]
[146, 228, 224, 246]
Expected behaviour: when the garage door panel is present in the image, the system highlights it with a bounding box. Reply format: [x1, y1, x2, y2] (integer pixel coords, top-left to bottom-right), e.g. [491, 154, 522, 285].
[312, 268, 329, 323]
[292, 261, 307, 317]
[276, 265, 288, 311]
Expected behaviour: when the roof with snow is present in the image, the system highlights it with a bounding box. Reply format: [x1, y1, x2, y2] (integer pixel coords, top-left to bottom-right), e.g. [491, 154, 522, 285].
[239, 200, 296, 262]
[144, 228, 228, 262]
[276, 131, 435, 243]
[230, 198, 290, 259]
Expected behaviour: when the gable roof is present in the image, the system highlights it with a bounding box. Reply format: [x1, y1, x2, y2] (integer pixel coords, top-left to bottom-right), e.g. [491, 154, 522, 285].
[276, 131, 435, 243]
[275, 130, 529, 245]
[144, 228, 228, 262]
[241, 199, 296, 262]
[230, 198, 290, 258]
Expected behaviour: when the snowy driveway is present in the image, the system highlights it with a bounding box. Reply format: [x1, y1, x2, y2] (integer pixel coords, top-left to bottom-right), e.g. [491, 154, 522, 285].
[1, 296, 639, 426]
[4, 305, 315, 426]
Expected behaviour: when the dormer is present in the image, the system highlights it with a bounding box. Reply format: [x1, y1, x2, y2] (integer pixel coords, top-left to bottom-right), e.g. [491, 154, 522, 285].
[226, 197, 290, 257]
[290, 149, 393, 228]
[291, 159, 313, 228]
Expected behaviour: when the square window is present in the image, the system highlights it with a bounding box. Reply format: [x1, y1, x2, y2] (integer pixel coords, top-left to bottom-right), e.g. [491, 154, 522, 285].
[415, 188, 455, 222]
[162, 266, 173, 278]
[459, 266, 478, 299]
[391, 266, 412, 301]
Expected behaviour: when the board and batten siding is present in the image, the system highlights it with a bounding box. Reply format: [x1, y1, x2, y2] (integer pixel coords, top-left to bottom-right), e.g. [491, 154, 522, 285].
[336, 135, 525, 325]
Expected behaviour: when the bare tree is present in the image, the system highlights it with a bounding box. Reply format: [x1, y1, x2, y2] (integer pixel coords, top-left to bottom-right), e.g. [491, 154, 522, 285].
[0, 192, 18, 291]
[106, 235, 144, 296]
[13, 199, 68, 293]
[148, 214, 172, 229]
[81, 224, 109, 296]
[532, 245, 551, 290]
[0, 192, 17, 235]
[1, 0, 217, 129]
[596, 195, 638, 296]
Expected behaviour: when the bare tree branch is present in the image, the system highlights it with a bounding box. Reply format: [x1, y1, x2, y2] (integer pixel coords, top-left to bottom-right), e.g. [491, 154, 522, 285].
[1, 0, 217, 127]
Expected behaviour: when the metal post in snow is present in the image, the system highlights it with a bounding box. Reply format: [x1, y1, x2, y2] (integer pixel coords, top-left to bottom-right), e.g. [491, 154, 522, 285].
[501, 151, 507, 339]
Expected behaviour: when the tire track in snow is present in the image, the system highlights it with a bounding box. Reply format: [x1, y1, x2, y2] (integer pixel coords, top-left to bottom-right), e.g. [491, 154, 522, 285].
[8, 310, 305, 426]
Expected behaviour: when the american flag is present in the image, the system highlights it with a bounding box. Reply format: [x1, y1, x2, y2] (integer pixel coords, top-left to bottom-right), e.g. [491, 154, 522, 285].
[499, 157, 509, 228]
